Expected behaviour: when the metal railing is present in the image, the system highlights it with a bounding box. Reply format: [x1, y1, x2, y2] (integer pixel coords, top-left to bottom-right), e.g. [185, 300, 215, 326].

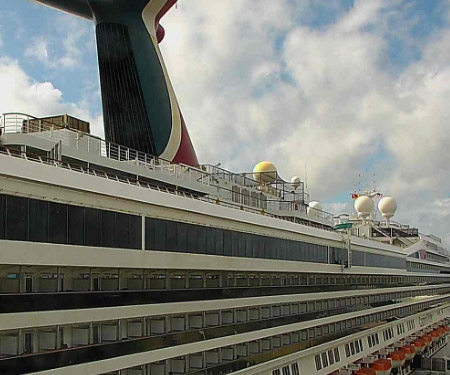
[0, 112, 215, 186]
[0, 113, 334, 225]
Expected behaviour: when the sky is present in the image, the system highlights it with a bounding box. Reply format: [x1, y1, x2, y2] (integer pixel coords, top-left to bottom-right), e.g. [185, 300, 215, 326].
[0, 0, 449, 245]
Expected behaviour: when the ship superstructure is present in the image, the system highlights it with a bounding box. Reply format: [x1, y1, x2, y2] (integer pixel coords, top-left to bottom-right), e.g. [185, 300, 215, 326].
[2, 1, 450, 374]
[0, 114, 449, 375]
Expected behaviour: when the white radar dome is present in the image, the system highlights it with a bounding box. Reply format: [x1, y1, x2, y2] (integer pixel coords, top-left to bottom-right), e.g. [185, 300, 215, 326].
[378, 196, 397, 221]
[307, 201, 323, 217]
[354, 196, 374, 220]
[253, 161, 277, 184]
[291, 176, 301, 190]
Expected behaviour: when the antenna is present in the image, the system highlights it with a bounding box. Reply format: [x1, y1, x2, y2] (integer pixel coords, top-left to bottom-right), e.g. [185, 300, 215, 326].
[304, 163, 308, 189]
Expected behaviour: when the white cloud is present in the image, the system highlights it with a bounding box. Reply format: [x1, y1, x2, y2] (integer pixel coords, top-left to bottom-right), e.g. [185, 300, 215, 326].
[24, 16, 92, 69]
[0, 57, 103, 136]
[159, 0, 450, 244]
[2, 0, 448, 245]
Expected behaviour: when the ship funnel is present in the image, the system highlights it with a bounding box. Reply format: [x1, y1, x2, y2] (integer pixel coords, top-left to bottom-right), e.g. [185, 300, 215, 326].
[29, 0, 199, 167]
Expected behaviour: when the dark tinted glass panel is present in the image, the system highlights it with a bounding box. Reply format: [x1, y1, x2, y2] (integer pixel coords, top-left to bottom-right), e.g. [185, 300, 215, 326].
[231, 231, 239, 257]
[197, 225, 206, 254]
[252, 235, 261, 258]
[353, 250, 365, 266]
[268, 237, 277, 259]
[177, 222, 188, 252]
[187, 224, 198, 253]
[29, 199, 48, 242]
[215, 228, 224, 255]
[166, 220, 178, 252]
[49, 202, 67, 244]
[6, 195, 28, 241]
[101, 210, 115, 247]
[130, 215, 142, 250]
[286, 240, 295, 260]
[0, 195, 5, 239]
[145, 218, 156, 250]
[68, 205, 84, 245]
[154, 219, 166, 251]
[302, 243, 309, 262]
[115, 212, 130, 248]
[206, 226, 215, 255]
[85, 208, 102, 247]
[223, 230, 232, 256]
[237, 232, 246, 257]
[245, 233, 253, 257]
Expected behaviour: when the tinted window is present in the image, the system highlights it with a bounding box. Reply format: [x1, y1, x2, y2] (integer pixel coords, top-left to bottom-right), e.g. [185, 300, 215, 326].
[177, 221, 188, 252]
[48, 202, 67, 244]
[154, 219, 166, 251]
[206, 225, 216, 255]
[29, 198, 48, 242]
[0, 195, 5, 239]
[115, 212, 130, 248]
[101, 210, 115, 247]
[85, 208, 102, 247]
[6, 195, 28, 241]
[231, 231, 240, 257]
[130, 214, 142, 250]
[245, 233, 253, 257]
[197, 225, 207, 254]
[166, 220, 178, 252]
[223, 230, 232, 256]
[215, 228, 224, 255]
[68, 205, 84, 245]
[187, 224, 198, 253]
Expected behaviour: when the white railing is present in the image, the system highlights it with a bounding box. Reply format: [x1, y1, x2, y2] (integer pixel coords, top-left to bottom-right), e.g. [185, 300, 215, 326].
[0, 112, 214, 186]
[0, 113, 334, 225]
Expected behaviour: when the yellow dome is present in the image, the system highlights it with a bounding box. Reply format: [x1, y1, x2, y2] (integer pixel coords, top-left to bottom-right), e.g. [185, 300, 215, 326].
[253, 161, 277, 184]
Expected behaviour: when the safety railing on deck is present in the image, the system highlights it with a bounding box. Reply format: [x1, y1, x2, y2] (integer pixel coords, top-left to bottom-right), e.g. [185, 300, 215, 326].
[0, 113, 334, 225]
[0, 112, 214, 186]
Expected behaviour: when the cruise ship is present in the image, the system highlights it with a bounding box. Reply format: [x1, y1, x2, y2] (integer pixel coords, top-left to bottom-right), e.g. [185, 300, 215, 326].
[1, 1, 450, 375]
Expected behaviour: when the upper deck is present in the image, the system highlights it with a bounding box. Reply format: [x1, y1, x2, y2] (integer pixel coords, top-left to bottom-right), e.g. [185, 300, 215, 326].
[0, 113, 335, 229]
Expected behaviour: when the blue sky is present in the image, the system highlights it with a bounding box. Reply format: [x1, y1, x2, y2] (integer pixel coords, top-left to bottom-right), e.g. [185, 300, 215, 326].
[1, 0, 449, 243]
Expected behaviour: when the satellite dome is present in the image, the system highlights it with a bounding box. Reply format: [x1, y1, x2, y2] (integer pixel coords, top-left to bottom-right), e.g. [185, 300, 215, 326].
[354, 196, 374, 220]
[291, 176, 301, 190]
[378, 196, 397, 221]
[307, 201, 322, 217]
[253, 161, 277, 184]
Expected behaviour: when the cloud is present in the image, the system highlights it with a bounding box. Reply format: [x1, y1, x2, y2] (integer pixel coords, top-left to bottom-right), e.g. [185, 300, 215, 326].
[159, 0, 450, 244]
[24, 15, 92, 69]
[2, 0, 448, 245]
[0, 57, 103, 137]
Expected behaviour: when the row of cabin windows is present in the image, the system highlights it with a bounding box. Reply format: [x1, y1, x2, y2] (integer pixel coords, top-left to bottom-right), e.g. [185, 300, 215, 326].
[145, 218, 406, 269]
[344, 339, 364, 358]
[396, 323, 406, 335]
[0, 194, 142, 250]
[426, 252, 449, 264]
[145, 217, 329, 263]
[408, 261, 444, 273]
[406, 319, 416, 330]
[0, 193, 406, 270]
[382, 327, 394, 341]
[272, 363, 300, 375]
[314, 348, 341, 371]
[1, 296, 442, 370]
[367, 333, 380, 348]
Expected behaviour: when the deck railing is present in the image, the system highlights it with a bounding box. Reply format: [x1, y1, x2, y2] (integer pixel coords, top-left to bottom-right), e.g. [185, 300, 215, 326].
[0, 113, 334, 224]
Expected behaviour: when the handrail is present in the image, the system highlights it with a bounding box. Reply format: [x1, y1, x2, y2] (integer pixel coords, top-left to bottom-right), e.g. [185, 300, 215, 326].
[0, 112, 334, 223]
[0, 147, 334, 230]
